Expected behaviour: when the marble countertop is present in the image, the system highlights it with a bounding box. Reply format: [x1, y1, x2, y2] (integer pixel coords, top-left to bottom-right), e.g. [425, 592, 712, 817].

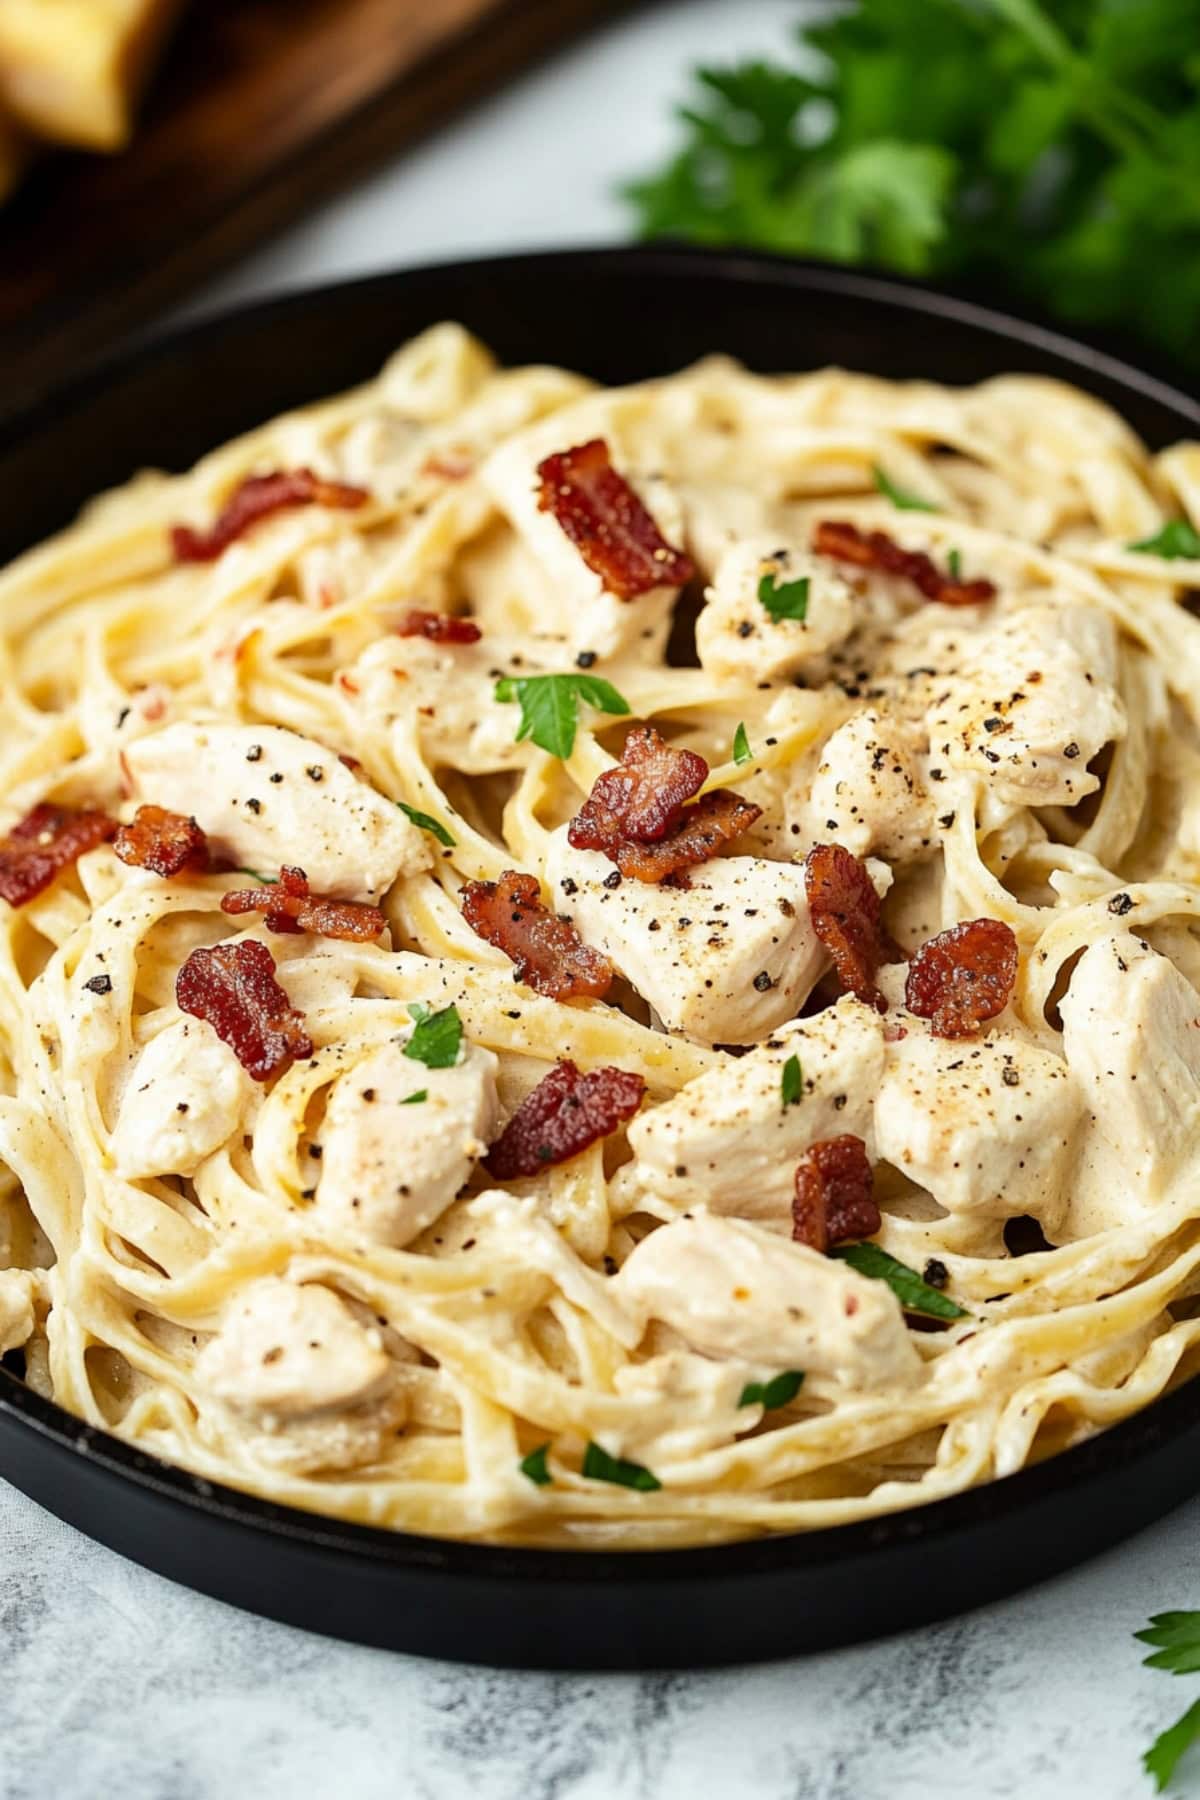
[4, 3, 1197, 1795]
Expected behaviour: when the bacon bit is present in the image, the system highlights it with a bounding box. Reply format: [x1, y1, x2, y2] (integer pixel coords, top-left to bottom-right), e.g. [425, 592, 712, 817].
[171, 469, 369, 563]
[422, 449, 474, 481]
[220, 865, 385, 942]
[396, 609, 482, 645]
[484, 1059, 644, 1179]
[176, 939, 313, 1081]
[114, 805, 210, 878]
[792, 1135, 880, 1253]
[0, 803, 118, 908]
[461, 870, 613, 1001]
[536, 438, 695, 599]
[812, 520, 996, 607]
[804, 843, 897, 1013]
[905, 917, 1018, 1038]
[337, 751, 362, 772]
[611, 790, 762, 884]
[337, 675, 361, 696]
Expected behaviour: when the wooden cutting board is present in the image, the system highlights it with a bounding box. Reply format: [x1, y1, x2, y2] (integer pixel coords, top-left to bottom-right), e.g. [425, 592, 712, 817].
[0, 0, 637, 424]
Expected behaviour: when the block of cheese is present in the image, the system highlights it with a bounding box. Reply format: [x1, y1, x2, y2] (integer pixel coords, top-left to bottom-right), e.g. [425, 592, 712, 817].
[0, 0, 181, 151]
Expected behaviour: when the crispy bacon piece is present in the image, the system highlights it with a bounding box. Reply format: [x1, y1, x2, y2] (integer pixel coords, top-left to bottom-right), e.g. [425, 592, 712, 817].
[905, 917, 1018, 1038]
[395, 608, 482, 645]
[171, 469, 369, 563]
[114, 804, 209, 878]
[792, 1135, 880, 1253]
[461, 870, 613, 1001]
[220, 865, 385, 942]
[177, 939, 313, 1081]
[0, 803, 117, 908]
[536, 438, 695, 599]
[484, 1059, 645, 1180]
[611, 790, 762, 884]
[804, 843, 896, 1013]
[812, 520, 995, 607]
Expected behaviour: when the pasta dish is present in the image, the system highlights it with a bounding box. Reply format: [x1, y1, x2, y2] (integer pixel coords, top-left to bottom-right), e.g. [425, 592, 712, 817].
[3, 324, 1200, 1549]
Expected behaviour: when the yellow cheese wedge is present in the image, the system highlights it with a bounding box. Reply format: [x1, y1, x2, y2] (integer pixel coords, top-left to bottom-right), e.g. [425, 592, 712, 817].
[0, 0, 182, 151]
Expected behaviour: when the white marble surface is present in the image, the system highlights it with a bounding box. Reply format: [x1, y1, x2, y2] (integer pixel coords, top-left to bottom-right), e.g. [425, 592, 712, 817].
[4, 4, 1197, 1796]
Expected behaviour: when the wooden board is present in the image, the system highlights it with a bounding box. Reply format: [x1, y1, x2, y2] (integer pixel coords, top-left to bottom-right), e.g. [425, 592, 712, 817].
[0, 0, 637, 423]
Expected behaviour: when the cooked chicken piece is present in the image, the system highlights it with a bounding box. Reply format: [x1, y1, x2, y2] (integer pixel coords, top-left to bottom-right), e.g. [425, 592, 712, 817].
[544, 827, 827, 1045]
[925, 603, 1125, 807]
[790, 707, 936, 863]
[696, 537, 856, 683]
[0, 1268, 35, 1356]
[873, 1021, 1079, 1231]
[313, 1039, 498, 1247]
[111, 1020, 256, 1180]
[607, 1351, 750, 1463]
[195, 1278, 392, 1420]
[350, 634, 538, 774]
[627, 995, 885, 1220]
[1060, 931, 1200, 1235]
[123, 722, 429, 896]
[617, 1213, 922, 1391]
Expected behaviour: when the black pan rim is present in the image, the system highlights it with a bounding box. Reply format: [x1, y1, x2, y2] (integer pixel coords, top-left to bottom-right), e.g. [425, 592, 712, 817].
[3, 242, 1200, 1597]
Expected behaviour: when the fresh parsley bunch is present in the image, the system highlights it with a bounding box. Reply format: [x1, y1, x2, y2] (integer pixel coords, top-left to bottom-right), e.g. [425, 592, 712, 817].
[624, 0, 1200, 371]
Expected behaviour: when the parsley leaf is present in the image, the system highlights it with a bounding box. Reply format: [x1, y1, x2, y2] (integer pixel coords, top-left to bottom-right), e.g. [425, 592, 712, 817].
[1144, 1698, 1200, 1793]
[1129, 520, 1200, 560]
[397, 800, 456, 848]
[739, 1369, 804, 1410]
[732, 722, 752, 765]
[1138, 1613, 1200, 1677]
[947, 548, 962, 579]
[832, 1242, 969, 1320]
[401, 1090, 427, 1105]
[758, 570, 810, 623]
[519, 1443, 553, 1487]
[403, 1002, 463, 1069]
[494, 672, 630, 759]
[873, 464, 938, 512]
[235, 868, 278, 884]
[780, 1053, 803, 1109]
[582, 1442, 661, 1492]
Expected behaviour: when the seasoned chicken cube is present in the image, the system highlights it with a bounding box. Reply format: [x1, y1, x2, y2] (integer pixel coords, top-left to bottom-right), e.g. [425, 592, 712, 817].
[790, 707, 936, 863]
[925, 603, 1125, 806]
[544, 827, 825, 1045]
[696, 538, 855, 683]
[111, 1020, 256, 1180]
[627, 995, 885, 1221]
[123, 722, 430, 896]
[1060, 932, 1200, 1234]
[313, 1039, 499, 1247]
[350, 634, 536, 774]
[873, 1023, 1079, 1230]
[195, 1278, 392, 1421]
[617, 1214, 922, 1391]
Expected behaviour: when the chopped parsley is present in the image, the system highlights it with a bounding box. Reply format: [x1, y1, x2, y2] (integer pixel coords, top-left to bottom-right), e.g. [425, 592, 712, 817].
[872, 464, 937, 512]
[519, 1443, 553, 1487]
[1129, 520, 1200, 561]
[947, 548, 962, 579]
[493, 672, 630, 759]
[582, 1441, 661, 1491]
[780, 1053, 803, 1109]
[235, 868, 278, 884]
[738, 1370, 804, 1410]
[403, 1002, 463, 1069]
[400, 1090, 427, 1106]
[397, 800, 456, 848]
[757, 569, 809, 624]
[732, 722, 752, 765]
[833, 1242, 969, 1320]
[1139, 1614, 1200, 1791]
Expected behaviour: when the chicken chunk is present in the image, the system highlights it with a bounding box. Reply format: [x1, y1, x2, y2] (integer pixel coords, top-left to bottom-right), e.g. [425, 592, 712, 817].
[696, 537, 856, 683]
[312, 1038, 499, 1247]
[791, 707, 936, 863]
[123, 722, 429, 896]
[873, 1021, 1079, 1230]
[1060, 932, 1200, 1234]
[349, 634, 536, 774]
[111, 1020, 256, 1180]
[627, 995, 885, 1220]
[617, 1213, 922, 1391]
[195, 1278, 392, 1420]
[544, 827, 826, 1045]
[925, 603, 1125, 807]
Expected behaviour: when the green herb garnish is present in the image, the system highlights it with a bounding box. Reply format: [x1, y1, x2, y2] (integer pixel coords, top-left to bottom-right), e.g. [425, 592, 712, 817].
[1144, 1700, 1200, 1794]
[1138, 1614, 1200, 1790]
[832, 1242, 969, 1320]
[403, 1002, 463, 1069]
[732, 722, 752, 765]
[400, 1090, 427, 1105]
[493, 672, 631, 759]
[581, 1442, 661, 1492]
[757, 570, 810, 624]
[738, 1370, 804, 1410]
[947, 548, 962, 579]
[873, 464, 938, 512]
[397, 801, 456, 848]
[1129, 521, 1200, 561]
[780, 1053, 803, 1109]
[519, 1443, 553, 1488]
[235, 868, 278, 884]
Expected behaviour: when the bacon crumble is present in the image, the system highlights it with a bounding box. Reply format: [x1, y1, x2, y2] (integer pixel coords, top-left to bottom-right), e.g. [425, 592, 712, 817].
[220, 865, 385, 942]
[536, 438, 695, 599]
[114, 804, 209, 877]
[171, 469, 369, 563]
[396, 609, 482, 645]
[461, 870, 613, 1001]
[176, 939, 313, 1081]
[0, 803, 117, 908]
[803, 843, 897, 1013]
[791, 1135, 881, 1253]
[905, 918, 1018, 1038]
[484, 1059, 645, 1179]
[812, 520, 996, 607]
